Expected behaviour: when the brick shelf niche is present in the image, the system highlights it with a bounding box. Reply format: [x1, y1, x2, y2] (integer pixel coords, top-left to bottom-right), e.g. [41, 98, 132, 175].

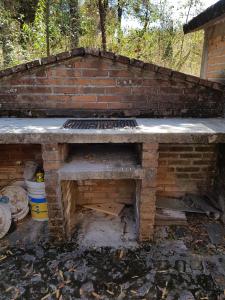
[42, 143, 158, 241]
[58, 144, 144, 180]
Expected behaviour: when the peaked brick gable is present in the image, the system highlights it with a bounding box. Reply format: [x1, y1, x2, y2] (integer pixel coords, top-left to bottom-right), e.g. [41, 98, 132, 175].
[0, 48, 224, 118]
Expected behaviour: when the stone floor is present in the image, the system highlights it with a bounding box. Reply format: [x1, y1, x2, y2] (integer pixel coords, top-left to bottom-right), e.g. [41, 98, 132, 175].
[0, 213, 225, 300]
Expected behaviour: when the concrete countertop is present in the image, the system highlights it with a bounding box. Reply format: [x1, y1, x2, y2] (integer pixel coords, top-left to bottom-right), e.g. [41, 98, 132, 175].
[0, 118, 225, 144]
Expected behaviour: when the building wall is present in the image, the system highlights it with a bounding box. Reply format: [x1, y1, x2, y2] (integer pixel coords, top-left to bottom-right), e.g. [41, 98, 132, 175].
[0, 55, 223, 118]
[202, 20, 225, 83]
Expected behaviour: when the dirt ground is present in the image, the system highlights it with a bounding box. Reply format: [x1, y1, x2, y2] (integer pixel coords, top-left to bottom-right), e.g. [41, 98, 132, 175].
[0, 213, 225, 300]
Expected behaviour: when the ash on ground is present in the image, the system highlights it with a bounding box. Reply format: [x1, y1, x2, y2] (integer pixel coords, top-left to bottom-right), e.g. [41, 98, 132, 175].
[75, 207, 138, 249]
[0, 213, 225, 300]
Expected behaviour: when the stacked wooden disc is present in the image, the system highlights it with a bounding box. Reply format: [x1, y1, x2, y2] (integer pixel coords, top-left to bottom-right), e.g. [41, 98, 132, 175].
[0, 203, 12, 239]
[0, 186, 29, 239]
[1, 186, 29, 221]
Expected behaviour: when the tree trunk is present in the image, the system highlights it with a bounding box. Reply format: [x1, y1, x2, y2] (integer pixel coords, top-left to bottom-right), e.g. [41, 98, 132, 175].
[178, 0, 193, 69]
[1, 34, 12, 67]
[69, 0, 80, 48]
[140, 3, 149, 39]
[46, 0, 50, 56]
[117, 0, 122, 43]
[98, 0, 107, 51]
[0, 1, 13, 66]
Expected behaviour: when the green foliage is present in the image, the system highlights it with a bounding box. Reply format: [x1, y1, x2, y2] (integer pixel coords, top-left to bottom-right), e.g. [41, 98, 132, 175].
[20, 0, 72, 59]
[79, 1, 100, 48]
[0, 0, 204, 75]
[0, 2, 22, 66]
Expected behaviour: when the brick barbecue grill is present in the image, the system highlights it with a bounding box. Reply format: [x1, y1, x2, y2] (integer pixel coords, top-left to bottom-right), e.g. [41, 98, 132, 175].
[63, 119, 138, 129]
[0, 48, 224, 244]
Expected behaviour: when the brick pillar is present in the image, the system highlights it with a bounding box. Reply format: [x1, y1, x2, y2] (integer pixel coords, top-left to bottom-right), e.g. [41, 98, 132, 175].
[139, 143, 158, 241]
[42, 144, 69, 240]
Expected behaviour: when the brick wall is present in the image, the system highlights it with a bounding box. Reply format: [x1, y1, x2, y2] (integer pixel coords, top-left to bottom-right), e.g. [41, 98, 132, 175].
[0, 144, 42, 188]
[76, 179, 135, 206]
[157, 144, 218, 197]
[0, 54, 223, 117]
[203, 21, 225, 83]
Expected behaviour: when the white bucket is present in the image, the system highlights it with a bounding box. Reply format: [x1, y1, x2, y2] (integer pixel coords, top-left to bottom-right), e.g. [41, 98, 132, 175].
[28, 190, 46, 197]
[28, 192, 45, 199]
[25, 181, 46, 198]
[25, 180, 45, 190]
[25, 180, 48, 221]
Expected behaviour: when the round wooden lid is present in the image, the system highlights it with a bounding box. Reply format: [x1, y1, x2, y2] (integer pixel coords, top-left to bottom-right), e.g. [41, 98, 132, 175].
[0, 203, 12, 239]
[2, 186, 29, 221]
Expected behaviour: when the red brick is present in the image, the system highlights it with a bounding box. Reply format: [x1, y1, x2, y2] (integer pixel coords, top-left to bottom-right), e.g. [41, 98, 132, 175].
[118, 79, 142, 86]
[56, 51, 71, 61]
[43, 161, 61, 171]
[101, 51, 115, 60]
[42, 144, 59, 152]
[143, 143, 159, 151]
[108, 87, 132, 95]
[17, 86, 52, 94]
[97, 95, 121, 102]
[130, 58, 144, 68]
[143, 63, 158, 72]
[82, 87, 105, 94]
[26, 59, 41, 69]
[109, 70, 132, 77]
[88, 79, 116, 86]
[80, 102, 108, 109]
[41, 55, 57, 65]
[158, 66, 172, 76]
[115, 55, 130, 65]
[71, 47, 85, 57]
[70, 95, 97, 102]
[172, 71, 186, 81]
[42, 150, 61, 161]
[49, 68, 81, 77]
[82, 70, 108, 77]
[53, 87, 80, 94]
[107, 102, 131, 109]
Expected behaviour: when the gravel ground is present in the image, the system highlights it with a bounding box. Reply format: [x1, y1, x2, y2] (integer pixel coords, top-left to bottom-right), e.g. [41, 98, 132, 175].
[0, 214, 225, 300]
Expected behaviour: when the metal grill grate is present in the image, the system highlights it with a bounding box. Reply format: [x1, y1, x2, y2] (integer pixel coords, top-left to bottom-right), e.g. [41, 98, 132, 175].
[63, 119, 138, 129]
